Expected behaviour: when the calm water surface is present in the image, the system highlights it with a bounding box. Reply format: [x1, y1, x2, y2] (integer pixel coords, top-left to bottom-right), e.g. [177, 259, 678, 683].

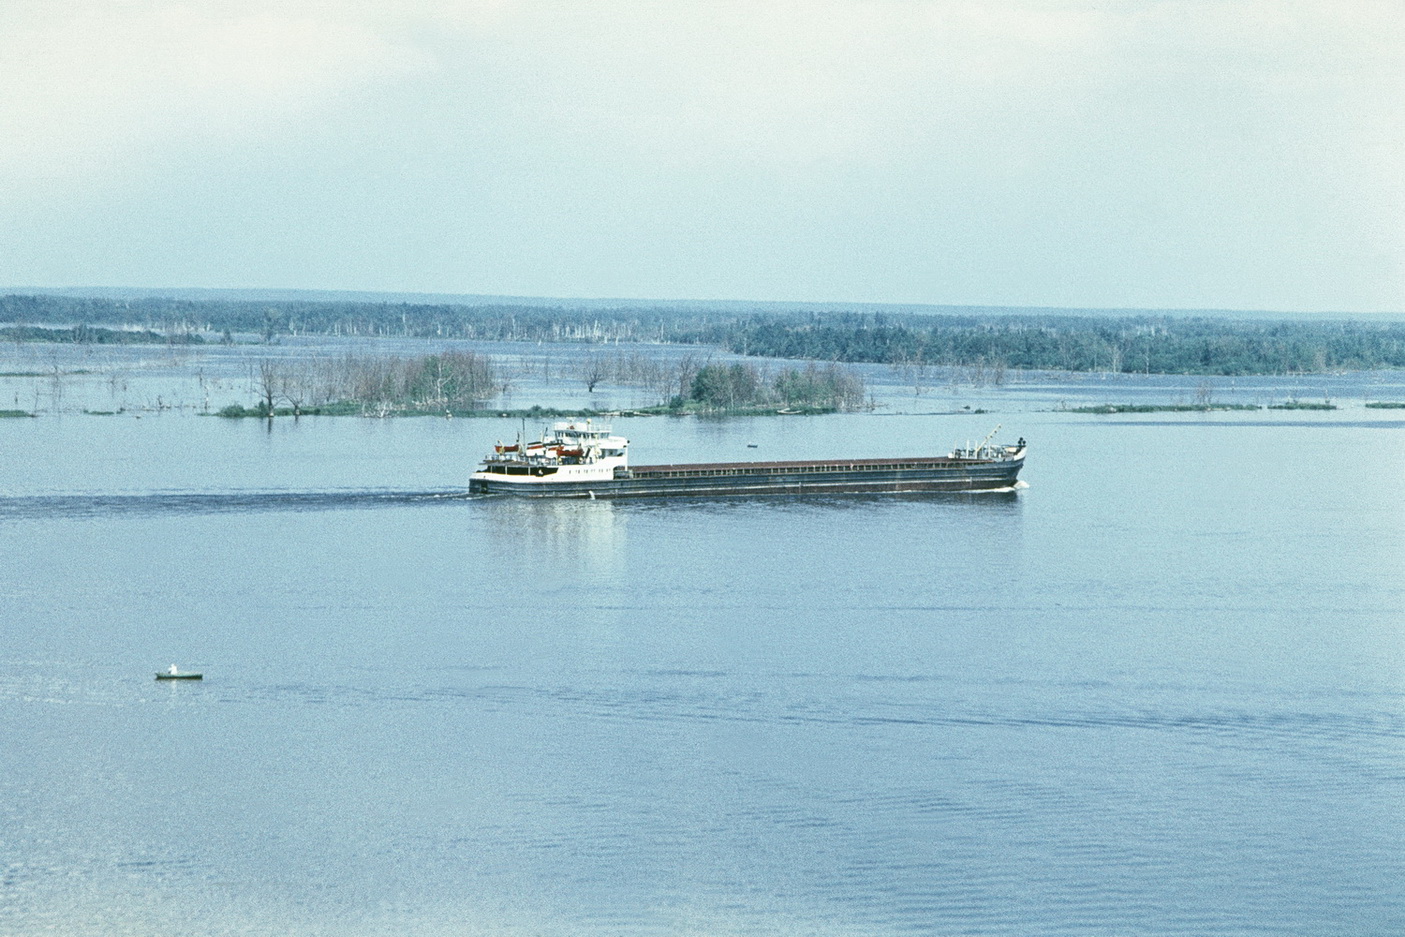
[1, 368, 1403, 935]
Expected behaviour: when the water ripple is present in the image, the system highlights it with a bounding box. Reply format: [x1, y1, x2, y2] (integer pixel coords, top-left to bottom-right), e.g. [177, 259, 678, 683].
[6, 667, 1399, 748]
[0, 489, 474, 520]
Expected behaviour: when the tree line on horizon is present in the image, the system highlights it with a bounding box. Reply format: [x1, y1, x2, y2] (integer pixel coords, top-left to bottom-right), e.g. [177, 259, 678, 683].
[716, 317, 1405, 376]
[5, 292, 1405, 376]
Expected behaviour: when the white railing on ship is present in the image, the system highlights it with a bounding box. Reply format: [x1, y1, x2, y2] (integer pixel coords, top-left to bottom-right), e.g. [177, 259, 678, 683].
[952, 445, 1015, 460]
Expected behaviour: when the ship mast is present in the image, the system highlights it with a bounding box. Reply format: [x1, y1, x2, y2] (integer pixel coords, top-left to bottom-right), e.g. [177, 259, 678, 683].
[973, 424, 1002, 456]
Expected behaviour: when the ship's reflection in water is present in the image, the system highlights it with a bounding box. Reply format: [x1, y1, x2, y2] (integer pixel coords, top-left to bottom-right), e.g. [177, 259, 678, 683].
[483, 496, 631, 583]
[476, 487, 1025, 607]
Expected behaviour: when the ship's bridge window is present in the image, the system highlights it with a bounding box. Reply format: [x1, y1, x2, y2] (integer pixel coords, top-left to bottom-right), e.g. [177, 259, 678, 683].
[601, 448, 624, 457]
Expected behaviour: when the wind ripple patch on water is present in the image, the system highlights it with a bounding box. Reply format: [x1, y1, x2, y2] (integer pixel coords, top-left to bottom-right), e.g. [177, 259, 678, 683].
[16, 668, 1391, 748]
[4, 665, 1400, 936]
[0, 489, 475, 520]
[521, 681, 1405, 746]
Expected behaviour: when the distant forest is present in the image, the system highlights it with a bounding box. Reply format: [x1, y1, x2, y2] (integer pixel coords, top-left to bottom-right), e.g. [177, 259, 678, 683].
[4, 292, 1404, 376]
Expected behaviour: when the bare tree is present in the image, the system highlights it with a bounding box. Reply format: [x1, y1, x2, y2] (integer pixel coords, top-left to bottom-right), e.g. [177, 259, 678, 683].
[674, 354, 701, 403]
[48, 364, 64, 413]
[279, 365, 312, 417]
[572, 354, 608, 393]
[255, 360, 281, 416]
[891, 349, 929, 396]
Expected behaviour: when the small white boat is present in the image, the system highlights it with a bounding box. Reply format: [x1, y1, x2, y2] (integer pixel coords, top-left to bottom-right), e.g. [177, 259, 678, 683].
[156, 664, 202, 681]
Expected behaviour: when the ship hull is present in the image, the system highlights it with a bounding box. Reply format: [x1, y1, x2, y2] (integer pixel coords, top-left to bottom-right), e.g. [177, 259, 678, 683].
[469, 455, 1023, 499]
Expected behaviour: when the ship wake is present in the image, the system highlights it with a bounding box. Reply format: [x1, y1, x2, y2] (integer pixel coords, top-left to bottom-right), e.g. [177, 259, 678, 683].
[0, 489, 474, 520]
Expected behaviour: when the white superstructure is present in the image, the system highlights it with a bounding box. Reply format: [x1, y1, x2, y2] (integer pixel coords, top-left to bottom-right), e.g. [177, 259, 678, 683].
[470, 421, 631, 488]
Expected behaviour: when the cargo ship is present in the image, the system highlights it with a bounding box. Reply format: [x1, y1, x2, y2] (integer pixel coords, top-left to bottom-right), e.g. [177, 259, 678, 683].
[468, 421, 1025, 498]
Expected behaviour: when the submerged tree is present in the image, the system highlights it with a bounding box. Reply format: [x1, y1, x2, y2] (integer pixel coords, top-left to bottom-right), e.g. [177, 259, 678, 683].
[571, 354, 609, 393]
[248, 351, 497, 415]
[254, 360, 280, 416]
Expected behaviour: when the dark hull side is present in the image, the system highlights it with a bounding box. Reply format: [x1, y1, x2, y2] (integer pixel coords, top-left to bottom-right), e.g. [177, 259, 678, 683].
[469, 455, 1024, 499]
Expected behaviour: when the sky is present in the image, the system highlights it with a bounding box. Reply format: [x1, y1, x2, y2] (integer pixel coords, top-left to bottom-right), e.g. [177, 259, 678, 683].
[0, 0, 1401, 313]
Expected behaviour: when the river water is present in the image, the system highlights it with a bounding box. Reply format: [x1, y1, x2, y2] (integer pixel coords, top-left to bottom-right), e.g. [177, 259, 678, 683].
[1, 340, 1403, 935]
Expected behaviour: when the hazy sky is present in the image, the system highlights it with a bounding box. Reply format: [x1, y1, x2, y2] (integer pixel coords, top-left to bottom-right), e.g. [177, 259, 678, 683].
[1, 1, 1400, 312]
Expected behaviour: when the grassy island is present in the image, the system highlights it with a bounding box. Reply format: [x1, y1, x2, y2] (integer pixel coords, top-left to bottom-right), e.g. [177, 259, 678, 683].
[214, 401, 840, 420]
[0, 325, 202, 345]
[216, 356, 866, 419]
[1070, 399, 1347, 414]
[1068, 403, 1261, 414]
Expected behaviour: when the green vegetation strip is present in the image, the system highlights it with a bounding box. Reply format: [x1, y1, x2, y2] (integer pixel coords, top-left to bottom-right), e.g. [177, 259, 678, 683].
[0, 409, 35, 418]
[214, 402, 837, 419]
[0, 325, 202, 345]
[1069, 404, 1261, 414]
[1365, 402, 1405, 408]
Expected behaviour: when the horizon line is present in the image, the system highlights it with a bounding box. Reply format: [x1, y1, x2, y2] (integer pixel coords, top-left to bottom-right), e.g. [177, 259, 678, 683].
[4, 285, 1401, 319]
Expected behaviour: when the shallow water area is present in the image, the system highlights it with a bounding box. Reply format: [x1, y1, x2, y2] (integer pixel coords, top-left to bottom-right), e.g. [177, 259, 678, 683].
[2, 345, 1403, 935]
